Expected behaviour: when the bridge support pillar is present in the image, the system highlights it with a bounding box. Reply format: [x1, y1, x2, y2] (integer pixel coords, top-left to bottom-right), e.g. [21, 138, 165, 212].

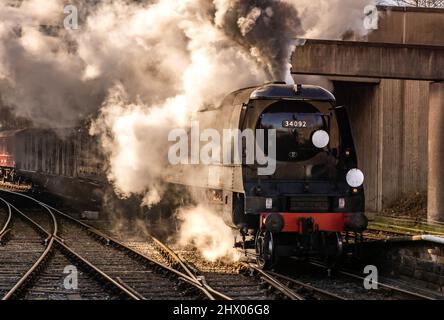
[428, 82, 444, 223]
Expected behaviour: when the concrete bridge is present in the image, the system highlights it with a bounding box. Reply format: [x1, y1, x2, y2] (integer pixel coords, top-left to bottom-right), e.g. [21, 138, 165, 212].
[292, 6, 444, 222]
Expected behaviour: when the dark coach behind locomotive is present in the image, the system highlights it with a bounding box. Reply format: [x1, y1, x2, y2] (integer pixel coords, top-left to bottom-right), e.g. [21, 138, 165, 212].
[168, 82, 367, 268]
[0, 128, 105, 201]
[0, 130, 20, 183]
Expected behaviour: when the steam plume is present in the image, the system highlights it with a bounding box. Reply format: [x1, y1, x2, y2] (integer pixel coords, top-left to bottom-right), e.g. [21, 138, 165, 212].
[177, 205, 240, 262]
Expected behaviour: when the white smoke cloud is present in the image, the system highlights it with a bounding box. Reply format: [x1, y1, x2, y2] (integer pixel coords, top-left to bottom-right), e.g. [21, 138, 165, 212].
[296, 0, 377, 39]
[0, 0, 103, 127]
[0, 0, 376, 261]
[177, 205, 240, 262]
[0, 0, 376, 127]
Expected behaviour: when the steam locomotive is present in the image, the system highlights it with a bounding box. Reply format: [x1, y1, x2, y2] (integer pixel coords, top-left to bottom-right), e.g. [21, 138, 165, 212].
[0, 82, 367, 268]
[167, 83, 367, 268]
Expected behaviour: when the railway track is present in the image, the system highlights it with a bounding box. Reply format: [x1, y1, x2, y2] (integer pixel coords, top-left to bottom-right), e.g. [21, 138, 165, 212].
[173, 248, 283, 300]
[0, 196, 135, 300]
[184, 247, 443, 301]
[81, 223, 310, 300]
[0, 207, 51, 298]
[99, 232, 280, 300]
[69, 217, 444, 301]
[307, 260, 442, 300]
[268, 259, 443, 300]
[3, 190, 441, 301]
[0, 190, 232, 300]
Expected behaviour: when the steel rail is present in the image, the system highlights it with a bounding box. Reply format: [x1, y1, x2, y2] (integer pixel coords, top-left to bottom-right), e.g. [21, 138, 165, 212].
[0, 190, 230, 300]
[267, 270, 347, 300]
[149, 235, 199, 281]
[308, 260, 436, 300]
[116, 277, 146, 300]
[197, 276, 233, 300]
[1, 199, 56, 300]
[242, 263, 305, 300]
[0, 197, 12, 243]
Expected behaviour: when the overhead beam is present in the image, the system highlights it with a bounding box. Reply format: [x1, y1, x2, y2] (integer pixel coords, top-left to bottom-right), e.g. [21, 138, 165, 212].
[292, 39, 444, 81]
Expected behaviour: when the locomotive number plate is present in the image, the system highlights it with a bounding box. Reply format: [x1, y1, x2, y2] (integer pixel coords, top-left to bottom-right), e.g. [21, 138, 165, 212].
[282, 120, 307, 128]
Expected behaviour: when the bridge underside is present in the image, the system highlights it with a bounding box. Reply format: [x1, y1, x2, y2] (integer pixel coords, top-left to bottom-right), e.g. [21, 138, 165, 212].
[292, 40, 444, 222]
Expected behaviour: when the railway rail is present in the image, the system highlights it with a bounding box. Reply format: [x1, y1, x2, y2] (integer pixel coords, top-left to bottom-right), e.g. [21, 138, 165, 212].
[0, 198, 12, 244]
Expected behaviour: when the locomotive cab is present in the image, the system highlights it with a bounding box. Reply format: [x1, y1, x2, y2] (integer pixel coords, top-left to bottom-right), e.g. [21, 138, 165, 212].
[232, 83, 367, 268]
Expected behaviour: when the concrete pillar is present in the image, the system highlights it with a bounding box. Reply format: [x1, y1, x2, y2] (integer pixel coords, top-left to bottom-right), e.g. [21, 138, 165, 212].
[428, 82, 444, 223]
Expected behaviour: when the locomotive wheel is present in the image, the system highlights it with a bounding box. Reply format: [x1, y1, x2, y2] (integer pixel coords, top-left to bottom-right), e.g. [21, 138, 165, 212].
[255, 229, 276, 269]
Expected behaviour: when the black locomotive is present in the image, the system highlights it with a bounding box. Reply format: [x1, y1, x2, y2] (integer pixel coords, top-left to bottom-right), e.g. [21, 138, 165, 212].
[167, 82, 367, 268]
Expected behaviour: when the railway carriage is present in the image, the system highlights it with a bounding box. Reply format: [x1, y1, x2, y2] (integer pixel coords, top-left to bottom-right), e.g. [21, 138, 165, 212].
[0, 128, 105, 201]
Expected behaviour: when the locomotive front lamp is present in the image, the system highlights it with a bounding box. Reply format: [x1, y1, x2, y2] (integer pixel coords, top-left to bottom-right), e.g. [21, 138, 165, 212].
[312, 130, 330, 149]
[346, 169, 364, 188]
